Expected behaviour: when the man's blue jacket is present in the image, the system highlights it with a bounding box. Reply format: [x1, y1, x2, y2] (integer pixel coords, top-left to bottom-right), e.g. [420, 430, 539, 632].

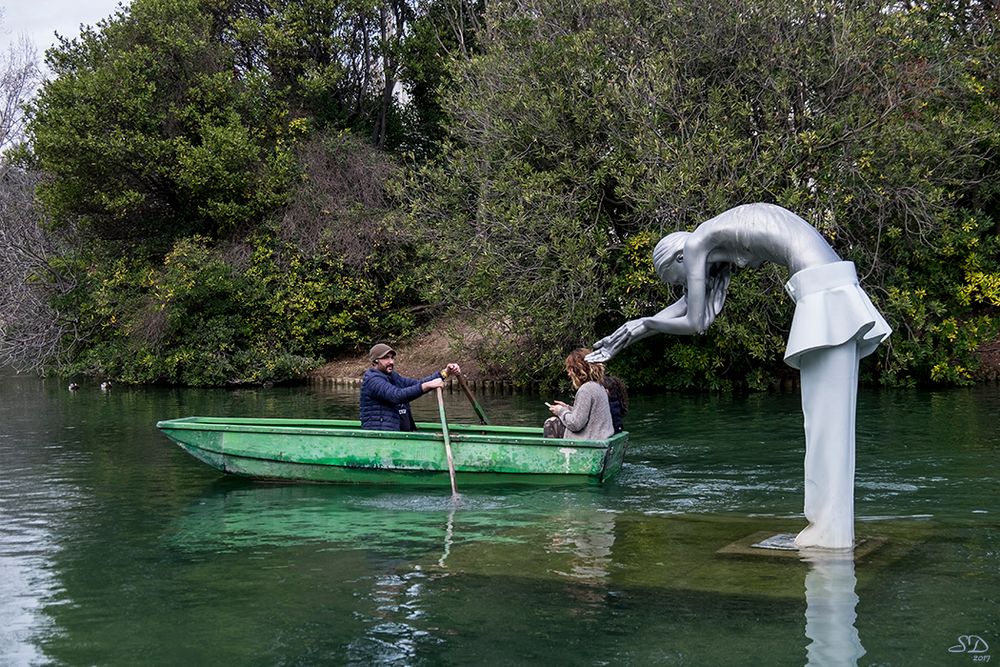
[359, 367, 443, 431]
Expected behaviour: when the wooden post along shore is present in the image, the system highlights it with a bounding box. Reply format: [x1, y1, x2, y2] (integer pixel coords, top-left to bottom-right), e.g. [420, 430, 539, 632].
[310, 376, 528, 394]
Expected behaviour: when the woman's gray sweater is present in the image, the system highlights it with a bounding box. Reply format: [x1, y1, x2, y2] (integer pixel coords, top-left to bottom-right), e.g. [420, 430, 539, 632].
[555, 380, 614, 440]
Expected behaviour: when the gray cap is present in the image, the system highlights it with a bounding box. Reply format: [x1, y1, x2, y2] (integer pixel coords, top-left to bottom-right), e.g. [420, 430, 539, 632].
[369, 343, 395, 362]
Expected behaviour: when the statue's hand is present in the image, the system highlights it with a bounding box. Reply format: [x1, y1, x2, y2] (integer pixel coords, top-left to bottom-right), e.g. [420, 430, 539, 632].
[588, 320, 646, 362]
[586, 347, 613, 363]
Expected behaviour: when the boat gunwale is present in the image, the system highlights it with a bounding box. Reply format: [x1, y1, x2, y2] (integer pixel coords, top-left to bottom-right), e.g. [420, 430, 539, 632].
[155, 416, 626, 449]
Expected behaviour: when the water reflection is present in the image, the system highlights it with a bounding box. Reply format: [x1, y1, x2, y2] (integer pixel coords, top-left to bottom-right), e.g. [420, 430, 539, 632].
[438, 505, 456, 568]
[800, 549, 866, 666]
[353, 568, 437, 664]
[0, 374, 83, 666]
[169, 481, 629, 659]
[0, 481, 59, 665]
[544, 508, 617, 584]
[0, 542, 56, 665]
[170, 481, 534, 555]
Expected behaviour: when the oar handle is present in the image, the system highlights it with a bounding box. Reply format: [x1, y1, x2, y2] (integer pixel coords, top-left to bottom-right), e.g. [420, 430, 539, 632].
[436, 386, 458, 496]
[444, 370, 490, 425]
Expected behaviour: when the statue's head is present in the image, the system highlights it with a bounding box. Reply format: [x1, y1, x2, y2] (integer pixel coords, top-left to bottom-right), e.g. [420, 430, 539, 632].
[653, 231, 690, 285]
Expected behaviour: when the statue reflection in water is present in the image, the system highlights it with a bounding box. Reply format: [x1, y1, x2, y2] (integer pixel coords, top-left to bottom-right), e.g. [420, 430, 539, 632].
[801, 549, 866, 666]
[588, 203, 891, 549]
[545, 509, 617, 584]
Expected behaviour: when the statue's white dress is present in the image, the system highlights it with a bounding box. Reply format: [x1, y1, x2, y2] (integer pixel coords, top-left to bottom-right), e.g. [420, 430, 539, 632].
[784, 261, 891, 548]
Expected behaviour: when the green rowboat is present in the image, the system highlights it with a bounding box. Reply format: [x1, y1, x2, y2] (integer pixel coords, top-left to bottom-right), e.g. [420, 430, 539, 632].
[156, 417, 628, 486]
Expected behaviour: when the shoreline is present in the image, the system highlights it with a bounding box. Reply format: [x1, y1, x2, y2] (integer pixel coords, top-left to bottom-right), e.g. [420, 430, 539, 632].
[307, 374, 523, 394]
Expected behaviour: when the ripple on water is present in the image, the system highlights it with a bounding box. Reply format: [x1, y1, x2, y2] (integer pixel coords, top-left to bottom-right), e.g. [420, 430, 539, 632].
[355, 493, 513, 513]
[856, 481, 922, 492]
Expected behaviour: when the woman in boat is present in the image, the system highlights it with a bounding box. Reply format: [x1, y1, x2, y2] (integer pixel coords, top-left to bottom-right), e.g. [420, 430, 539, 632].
[544, 348, 615, 441]
[603, 374, 629, 434]
[587, 203, 891, 549]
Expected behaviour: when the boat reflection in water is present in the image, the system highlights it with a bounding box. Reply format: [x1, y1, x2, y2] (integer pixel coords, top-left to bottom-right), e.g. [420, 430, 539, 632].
[169, 480, 538, 556]
[801, 548, 866, 666]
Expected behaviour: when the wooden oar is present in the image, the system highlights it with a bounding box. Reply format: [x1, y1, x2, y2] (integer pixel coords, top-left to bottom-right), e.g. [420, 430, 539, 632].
[435, 386, 458, 495]
[456, 373, 490, 425]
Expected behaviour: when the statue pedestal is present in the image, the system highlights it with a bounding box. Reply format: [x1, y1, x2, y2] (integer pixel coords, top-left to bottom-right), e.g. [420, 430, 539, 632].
[717, 531, 886, 559]
[753, 533, 799, 550]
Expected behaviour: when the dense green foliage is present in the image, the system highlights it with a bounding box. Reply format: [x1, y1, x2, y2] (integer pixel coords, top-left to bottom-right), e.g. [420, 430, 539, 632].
[30, 0, 297, 249]
[52, 131, 421, 385]
[2, 0, 997, 388]
[15, 0, 429, 384]
[404, 0, 1000, 388]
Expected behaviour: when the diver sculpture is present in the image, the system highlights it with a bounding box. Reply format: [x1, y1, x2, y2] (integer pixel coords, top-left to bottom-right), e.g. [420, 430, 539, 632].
[587, 203, 891, 549]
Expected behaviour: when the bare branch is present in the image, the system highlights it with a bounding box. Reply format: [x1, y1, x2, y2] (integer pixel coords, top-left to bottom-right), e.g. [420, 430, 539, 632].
[0, 33, 42, 153]
[0, 167, 79, 372]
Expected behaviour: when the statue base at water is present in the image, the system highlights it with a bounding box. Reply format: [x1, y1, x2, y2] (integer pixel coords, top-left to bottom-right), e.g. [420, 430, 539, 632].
[752, 533, 799, 551]
[716, 531, 887, 559]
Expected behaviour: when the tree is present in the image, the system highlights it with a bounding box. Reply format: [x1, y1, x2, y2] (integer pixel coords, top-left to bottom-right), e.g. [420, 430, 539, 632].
[211, 0, 425, 150]
[403, 0, 628, 381]
[0, 167, 79, 372]
[27, 0, 297, 252]
[0, 32, 41, 154]
[26, 0, 459, 253]
[8, 0, 451, 382]
[404, 0, 1000, 387]
[59, 132, 422, 385]
[397, 0, 485, 157]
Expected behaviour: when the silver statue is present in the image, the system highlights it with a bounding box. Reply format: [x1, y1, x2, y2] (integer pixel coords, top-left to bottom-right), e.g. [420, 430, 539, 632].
[588, 203, 891, 549]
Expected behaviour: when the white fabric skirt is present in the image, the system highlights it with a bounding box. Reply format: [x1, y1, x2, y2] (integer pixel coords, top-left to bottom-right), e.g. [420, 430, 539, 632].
[783, 261, 892, 370]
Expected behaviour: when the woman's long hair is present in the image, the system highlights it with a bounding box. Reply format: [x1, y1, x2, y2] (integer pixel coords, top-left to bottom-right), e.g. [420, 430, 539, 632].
[565, 348, 605, 389]
[604, 375, 629, 416]
[654, 230, 732, 321]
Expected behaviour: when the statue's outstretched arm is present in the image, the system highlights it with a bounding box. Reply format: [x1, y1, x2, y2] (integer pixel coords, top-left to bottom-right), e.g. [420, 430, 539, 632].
[643, 296, 704, 335]
[587, 297, 688, 362]
[587, 232, 735, 362]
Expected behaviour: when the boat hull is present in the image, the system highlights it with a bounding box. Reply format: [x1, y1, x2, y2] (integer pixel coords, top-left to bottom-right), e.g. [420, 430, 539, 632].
[156, 417, 628, 486]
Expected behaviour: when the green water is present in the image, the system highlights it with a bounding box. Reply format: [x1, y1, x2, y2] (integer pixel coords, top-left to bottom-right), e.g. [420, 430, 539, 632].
[1, 371, 997, 665]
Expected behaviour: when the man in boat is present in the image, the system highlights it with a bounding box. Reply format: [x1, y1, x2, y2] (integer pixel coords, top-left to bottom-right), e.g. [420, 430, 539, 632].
[360, 343, 462, 431]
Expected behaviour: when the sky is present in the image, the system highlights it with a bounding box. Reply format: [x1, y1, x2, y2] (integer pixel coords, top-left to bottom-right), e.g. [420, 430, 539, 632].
[1, 1, 131, 58]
